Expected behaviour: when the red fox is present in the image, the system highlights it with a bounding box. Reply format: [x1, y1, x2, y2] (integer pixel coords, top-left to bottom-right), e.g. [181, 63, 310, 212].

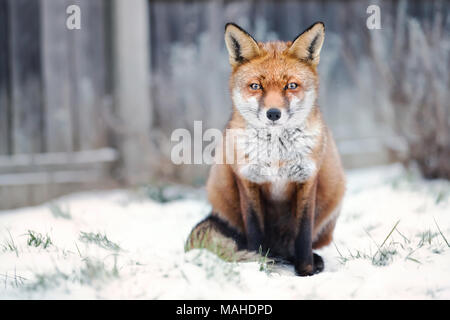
[186, 22, 346, 276]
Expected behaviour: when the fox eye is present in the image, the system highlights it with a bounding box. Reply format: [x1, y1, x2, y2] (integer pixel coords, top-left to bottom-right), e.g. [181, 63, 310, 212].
[285, 82, 298, 90]
[249, 83, 262, 90]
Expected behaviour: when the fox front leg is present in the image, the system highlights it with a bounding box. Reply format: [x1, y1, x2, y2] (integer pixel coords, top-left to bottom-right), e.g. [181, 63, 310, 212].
[244, 207, 265, 251]
[237, 180, 264, 251]
[294, 184, 324, 276]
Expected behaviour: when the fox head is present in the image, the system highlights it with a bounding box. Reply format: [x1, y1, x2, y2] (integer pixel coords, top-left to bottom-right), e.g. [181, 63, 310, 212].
[225, 22, 325, 128]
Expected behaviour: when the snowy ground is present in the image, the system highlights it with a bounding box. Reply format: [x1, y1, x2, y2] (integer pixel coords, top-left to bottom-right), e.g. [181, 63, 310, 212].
[1, 164, 449, 299]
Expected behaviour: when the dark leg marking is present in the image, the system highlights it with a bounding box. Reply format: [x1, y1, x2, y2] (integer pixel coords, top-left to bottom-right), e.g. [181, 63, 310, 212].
[246, 208, 264, 251]
[294, 204, 319, 276]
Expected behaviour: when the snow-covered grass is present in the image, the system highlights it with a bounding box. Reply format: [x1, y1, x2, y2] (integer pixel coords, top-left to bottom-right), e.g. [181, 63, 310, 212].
[0, 164, 449, 299]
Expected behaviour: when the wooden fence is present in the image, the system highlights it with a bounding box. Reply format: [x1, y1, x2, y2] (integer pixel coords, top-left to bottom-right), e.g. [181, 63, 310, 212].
[0, 0, 152, 209]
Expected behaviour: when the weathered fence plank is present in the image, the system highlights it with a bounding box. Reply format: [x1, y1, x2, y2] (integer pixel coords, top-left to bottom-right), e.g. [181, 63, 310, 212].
[113, 0, 152, 184]
[0, 0, 10, 155]
[9, 0, 44, 154]
[70, 0, 107, 151]
[41, 0, 74, 153]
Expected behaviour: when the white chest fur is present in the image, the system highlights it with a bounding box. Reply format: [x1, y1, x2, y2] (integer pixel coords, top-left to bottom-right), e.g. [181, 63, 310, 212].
[237, 125, 319, 199]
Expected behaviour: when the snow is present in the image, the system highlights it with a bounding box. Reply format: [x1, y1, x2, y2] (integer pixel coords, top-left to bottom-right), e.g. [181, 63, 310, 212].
[0, 164, 449, 299]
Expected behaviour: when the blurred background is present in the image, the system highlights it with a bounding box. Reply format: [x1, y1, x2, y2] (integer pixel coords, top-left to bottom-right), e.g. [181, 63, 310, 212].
[0, 0, 448, 210]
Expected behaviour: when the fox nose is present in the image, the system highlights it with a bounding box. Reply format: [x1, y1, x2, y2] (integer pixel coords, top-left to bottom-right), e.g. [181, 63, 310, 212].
[266, 108, 281, 121]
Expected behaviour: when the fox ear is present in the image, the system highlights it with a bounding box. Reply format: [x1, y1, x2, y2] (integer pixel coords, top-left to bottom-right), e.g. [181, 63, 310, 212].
[224, 23, 260, 67]
[288, 22, 325, 66]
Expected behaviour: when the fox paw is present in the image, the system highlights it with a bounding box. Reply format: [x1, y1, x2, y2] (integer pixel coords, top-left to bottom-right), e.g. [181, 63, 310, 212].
[295, 253, 324, 276]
